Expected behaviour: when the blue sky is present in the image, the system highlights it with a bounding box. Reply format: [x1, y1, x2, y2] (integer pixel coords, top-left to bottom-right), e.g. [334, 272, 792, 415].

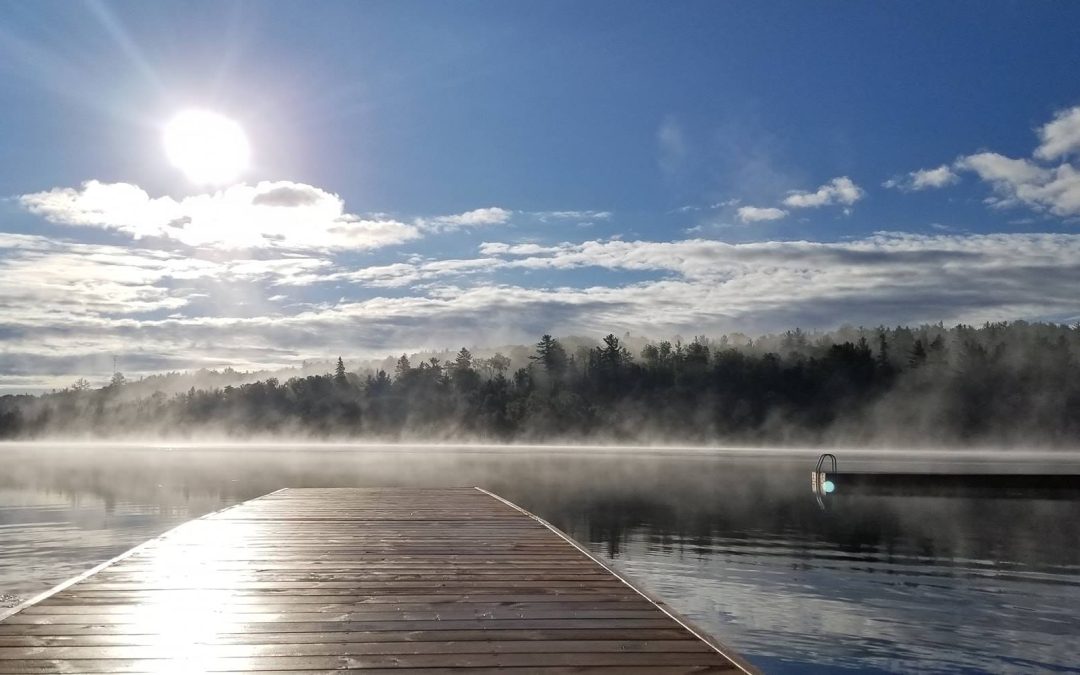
[2, 1, 1080, 390]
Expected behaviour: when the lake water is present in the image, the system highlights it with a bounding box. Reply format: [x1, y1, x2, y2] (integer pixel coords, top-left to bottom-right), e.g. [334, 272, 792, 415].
[1, 443, 1078, 672]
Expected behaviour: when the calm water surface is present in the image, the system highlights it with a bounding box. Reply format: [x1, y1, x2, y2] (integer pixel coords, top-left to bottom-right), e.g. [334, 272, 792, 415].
[1, 443, 1078, 673]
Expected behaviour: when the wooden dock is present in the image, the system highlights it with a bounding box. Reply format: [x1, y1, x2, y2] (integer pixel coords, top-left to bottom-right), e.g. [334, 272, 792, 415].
[0, 487, 754, 673]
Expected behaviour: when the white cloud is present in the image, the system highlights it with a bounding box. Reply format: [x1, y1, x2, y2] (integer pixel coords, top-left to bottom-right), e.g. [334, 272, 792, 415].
[6, 230, 1080, 386]
[423, 207, 512, 231]
[884, 165, 959, 191]
[1035, 106, 1080, 160]
[782, 176, 864, 209]
[736, 206, 788, 223]
[957, 153, 1049, 185]
[889, 106, 1080, 218]
[910, 165, 960, 189]
[19, 180, 421, 251]
[956, 152, 1080, 216]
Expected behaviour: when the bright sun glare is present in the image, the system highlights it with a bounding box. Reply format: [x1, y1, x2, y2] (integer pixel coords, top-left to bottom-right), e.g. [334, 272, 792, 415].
[163, 109, 250, 185]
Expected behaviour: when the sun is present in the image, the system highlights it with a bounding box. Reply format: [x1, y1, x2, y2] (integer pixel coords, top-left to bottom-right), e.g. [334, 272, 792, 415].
[163, 110, 250, 185]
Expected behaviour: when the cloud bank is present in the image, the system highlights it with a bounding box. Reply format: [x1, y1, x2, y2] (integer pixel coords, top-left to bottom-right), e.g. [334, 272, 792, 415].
[4, 224, 1080, 390]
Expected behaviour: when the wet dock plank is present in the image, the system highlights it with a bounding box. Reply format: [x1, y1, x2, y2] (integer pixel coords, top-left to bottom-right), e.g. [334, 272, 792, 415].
[0, 487, 752, 673]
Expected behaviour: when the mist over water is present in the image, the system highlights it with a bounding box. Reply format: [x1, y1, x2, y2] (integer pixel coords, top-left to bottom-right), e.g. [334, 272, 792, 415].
[9, 322, 1080, 451]
[2, 442, 1078, 672]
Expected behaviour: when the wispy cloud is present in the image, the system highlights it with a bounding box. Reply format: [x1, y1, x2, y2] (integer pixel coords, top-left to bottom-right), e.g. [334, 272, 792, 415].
[0, 233, 335, 325]
[478, 242, 566, 256]
[421, 206, 513, 232]
[335, 258, 501, 288]
[657, 115, 687, 175]
[884, 165, 959, 191]
[532, 210, 613, 222]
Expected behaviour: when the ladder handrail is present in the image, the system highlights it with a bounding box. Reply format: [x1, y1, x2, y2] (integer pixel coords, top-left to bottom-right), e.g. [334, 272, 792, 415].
[815, 452, 837, 476]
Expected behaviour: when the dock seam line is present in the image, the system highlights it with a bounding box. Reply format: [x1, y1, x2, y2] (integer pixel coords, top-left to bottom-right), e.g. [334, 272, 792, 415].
[474, 486, 760, 675]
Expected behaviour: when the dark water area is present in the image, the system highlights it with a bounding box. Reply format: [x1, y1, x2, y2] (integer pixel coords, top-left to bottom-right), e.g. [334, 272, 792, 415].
[1, 443, 1079, 672]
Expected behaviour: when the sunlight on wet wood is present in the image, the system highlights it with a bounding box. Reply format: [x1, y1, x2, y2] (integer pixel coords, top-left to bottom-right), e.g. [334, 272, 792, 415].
[0, 487, 752, 673]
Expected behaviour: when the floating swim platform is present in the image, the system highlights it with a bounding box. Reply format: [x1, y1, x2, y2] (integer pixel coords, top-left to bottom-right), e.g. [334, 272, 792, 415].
[812, 453, 1080, 499]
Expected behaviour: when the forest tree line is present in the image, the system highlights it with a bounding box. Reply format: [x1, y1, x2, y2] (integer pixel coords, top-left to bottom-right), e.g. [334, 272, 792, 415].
[2, 320, 1080, 446]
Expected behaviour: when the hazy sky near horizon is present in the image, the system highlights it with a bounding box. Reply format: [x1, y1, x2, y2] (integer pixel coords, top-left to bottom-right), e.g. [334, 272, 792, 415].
[2, 0, 1080, 390]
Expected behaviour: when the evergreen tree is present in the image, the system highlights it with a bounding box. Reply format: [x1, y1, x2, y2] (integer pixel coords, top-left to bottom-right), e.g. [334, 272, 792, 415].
[453, 348, 473, 372]
[394, 354, 412, 381]
[876, 330, 893, 373]
[531, 335, 568, 376]
[909, 339, 928, 367]
[451, 348, 480, 392]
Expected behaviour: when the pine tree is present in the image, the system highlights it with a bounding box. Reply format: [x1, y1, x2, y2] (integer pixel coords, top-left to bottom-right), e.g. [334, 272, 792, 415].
[394, 354, 412, 380]
[909, 339, 927, 367]
[531, 335, 567, 376]
[876, 331, 891, 370]
[451, 348, 480, 392]
[334, 357, 347, 385]
[454, 348, 473, 372]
